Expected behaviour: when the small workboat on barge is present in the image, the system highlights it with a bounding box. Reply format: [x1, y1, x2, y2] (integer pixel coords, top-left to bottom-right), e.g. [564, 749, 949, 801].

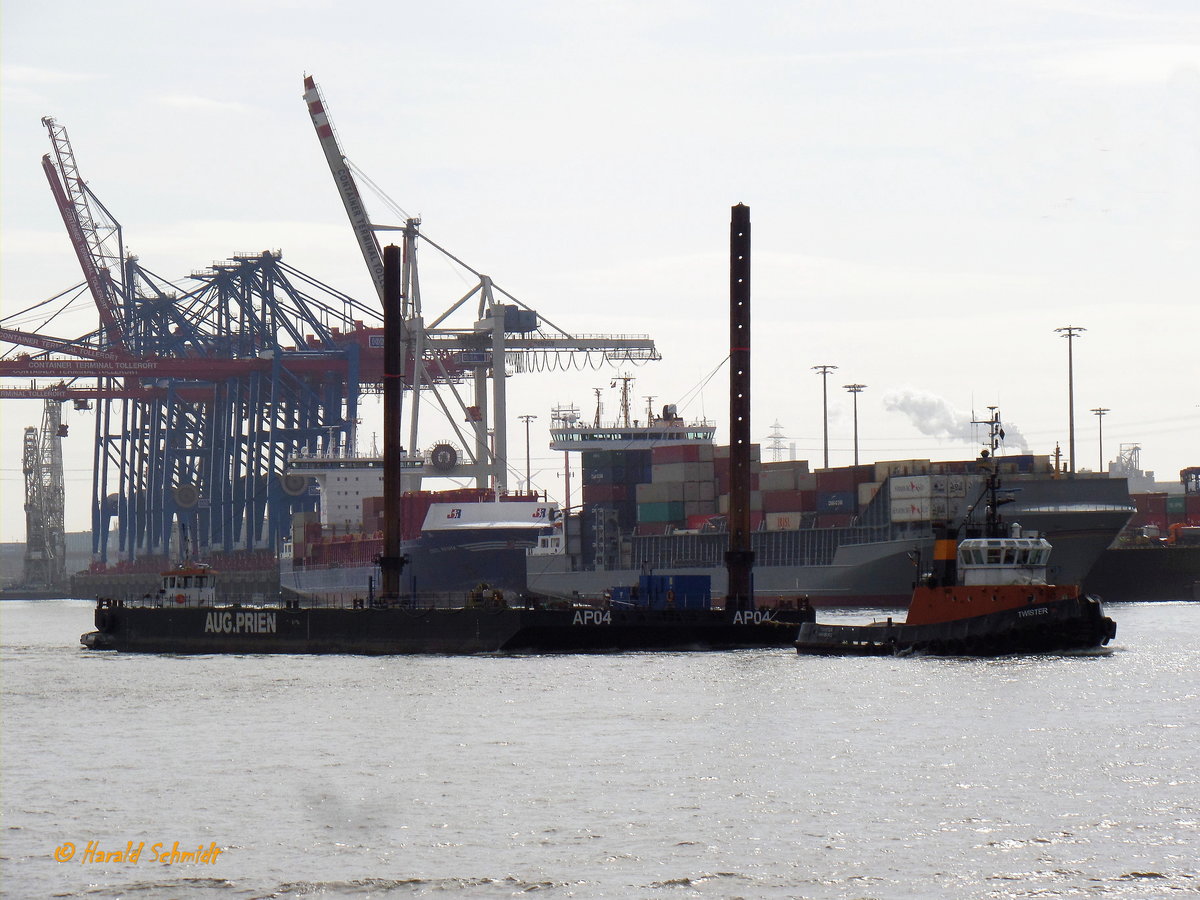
[794, 412, 1117, 657]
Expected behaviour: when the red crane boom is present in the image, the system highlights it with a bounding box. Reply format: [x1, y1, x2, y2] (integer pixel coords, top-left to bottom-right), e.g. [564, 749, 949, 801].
[40, 117, 125, 345]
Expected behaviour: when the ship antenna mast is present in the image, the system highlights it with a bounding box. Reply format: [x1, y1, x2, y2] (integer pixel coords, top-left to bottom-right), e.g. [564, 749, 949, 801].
[970, 406, 1009, 538]
[611, 372, 634, 427]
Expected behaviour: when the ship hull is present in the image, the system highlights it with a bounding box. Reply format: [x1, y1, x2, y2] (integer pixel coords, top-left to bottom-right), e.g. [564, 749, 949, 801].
[529, 504, 1131, 608]
[794, 596, 1116, 657]
[282, 536, 537, 604]
[1083, 546, 1200, 602]
[82, 604, 811, 654]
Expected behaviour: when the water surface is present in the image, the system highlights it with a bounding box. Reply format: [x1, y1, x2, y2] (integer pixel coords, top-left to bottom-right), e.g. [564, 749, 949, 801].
[2, 600, 1197, 897]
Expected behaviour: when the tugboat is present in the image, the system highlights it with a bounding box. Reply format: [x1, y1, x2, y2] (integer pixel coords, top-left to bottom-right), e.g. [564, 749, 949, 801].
[794, 410, 1117, 657]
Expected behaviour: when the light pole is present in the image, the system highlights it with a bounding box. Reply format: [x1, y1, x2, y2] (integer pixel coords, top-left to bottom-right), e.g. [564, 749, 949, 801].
[844, 384, 866, 466]
[1091, 407, 1109, 474]
[519, 414, 537, 493]
[812, 365, 838, 468]
[1054, 326, 1086, 474]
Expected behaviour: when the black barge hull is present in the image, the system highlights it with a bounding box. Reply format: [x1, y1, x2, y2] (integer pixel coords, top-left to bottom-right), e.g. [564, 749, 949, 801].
[794, 596, 1116, 657]
[82, 605, 811, 654]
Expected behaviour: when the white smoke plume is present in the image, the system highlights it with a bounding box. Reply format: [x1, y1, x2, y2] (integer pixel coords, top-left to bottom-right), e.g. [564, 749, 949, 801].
[882, 388, 1029, 452]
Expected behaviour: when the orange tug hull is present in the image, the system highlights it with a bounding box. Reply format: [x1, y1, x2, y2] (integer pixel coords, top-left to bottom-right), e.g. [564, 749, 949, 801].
[795, 583, 1116, 658]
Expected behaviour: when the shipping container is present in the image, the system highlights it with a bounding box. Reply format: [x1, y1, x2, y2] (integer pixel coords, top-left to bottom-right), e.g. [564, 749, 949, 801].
[714, 443, 762, 461]
[817, 490, 856, 513]
[715, 470, 760, 496]
[891, 498, 931, 522]
[763, 489, 810, 513]
[814, 467, 857, 493]
[874, 459, 932, 481]
[583, 483, 628, 504]
[717, 491, 764, 514]
[636, 481, 685, 504]
[634, 574, 711, 610]
[638, 501, 687, 523]
[652, 461, 716, 483]
[651, 444, 704, 465]
[635, 522, 671, 536]
[890, 475, 932, 500]
[815, 513, 854, 528]
[765, 511, 805, 531]
[760, 468, 797, 492]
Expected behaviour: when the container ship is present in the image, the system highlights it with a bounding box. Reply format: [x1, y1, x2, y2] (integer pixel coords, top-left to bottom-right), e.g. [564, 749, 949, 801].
[280, 483, 558, 604]
[527, 402, 1135, 608]
[1082, 469, 1200, 601]
[275, 402, 1134, 609]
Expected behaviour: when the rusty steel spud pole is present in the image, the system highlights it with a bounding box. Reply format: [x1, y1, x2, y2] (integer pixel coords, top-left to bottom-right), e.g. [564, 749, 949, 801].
[725, 204, 754, 612]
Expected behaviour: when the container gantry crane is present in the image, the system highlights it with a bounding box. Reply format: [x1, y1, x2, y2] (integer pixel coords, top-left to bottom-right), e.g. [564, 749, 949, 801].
[1, 121, 386, 564]
[21, 401, 67, 589]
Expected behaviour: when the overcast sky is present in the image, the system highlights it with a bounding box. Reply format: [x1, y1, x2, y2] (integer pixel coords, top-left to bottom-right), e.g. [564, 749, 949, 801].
[2, 1, 1198, 544]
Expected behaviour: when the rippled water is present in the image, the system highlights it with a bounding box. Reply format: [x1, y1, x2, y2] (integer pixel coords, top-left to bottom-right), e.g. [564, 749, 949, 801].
[2, 600, 1198, 898]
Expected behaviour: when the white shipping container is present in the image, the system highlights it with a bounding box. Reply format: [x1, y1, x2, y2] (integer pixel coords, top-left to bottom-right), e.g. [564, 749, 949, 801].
[684, 481, 701, 502]
[637, 482, 668, 504]
[760, 469, 796, 492]
[653, 461, 716, 483]
[699, 481, 716, 502]
[890, 474, 932, 500]
[641, 482, 686, 502]
[891, 497, 932, 522]
[765, 511, 804, 531]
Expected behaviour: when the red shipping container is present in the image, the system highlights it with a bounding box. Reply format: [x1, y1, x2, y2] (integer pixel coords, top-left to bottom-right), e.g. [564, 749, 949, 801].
[815, 513, 854, 528]
[763, 489, 808, 513]
[583, 483, 628, 503]
[636, 522, 671, 536]
[1187, 494, 1200, 523]
[1129, 493, 1168, 529]
[851, 465, 876, 485]
[815, 467, 856, 493]
[652, 444, 702, 464]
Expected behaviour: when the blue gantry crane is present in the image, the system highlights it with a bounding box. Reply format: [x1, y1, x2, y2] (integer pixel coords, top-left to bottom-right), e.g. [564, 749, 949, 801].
[1, 118, 381, 564]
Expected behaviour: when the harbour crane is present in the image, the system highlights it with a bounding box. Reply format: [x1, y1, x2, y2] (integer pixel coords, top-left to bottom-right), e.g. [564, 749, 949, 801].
[21, 401, 67, 589]
[300, 75, 660, 492]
